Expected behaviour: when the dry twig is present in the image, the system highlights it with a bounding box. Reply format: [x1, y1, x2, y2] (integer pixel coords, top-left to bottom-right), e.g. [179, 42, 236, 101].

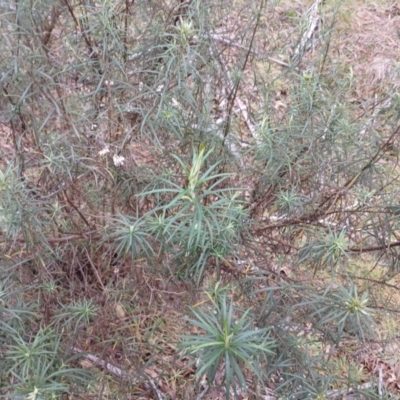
[72, 347, 167, 400]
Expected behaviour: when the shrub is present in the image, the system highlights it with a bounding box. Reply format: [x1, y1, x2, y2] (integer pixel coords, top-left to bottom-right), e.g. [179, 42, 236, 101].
[1, 0, 399, 397]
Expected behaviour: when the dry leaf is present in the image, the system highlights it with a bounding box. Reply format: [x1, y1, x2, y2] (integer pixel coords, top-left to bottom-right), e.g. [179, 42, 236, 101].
[144, 367, 159, 379]
[114, 303, 127, 319]
[80, 359, 94, 369]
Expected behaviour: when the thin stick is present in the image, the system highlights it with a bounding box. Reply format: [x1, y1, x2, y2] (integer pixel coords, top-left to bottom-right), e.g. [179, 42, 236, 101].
[72, 347, 167, 400]
[73, 347, 129, 378]
[84, 248, 107, 293]
[292, 0, 324, 62]
[209, 33, 289, 67]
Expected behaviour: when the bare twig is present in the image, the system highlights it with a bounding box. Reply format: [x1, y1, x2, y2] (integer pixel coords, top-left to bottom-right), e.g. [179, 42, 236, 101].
[195, 384, 210, 400]
[360, 95, 393, 138]
[292, 0, 324, 63]
[221, 0, 265, 143]
[72, 347, 167, 400]
[73, 347, 129, 378]
[208, 33, 289, 67]
[84, 248, 106, 292]
[326, 381, 375, 398]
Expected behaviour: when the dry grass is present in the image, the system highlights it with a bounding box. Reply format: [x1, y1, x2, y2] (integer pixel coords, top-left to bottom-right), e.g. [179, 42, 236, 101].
[333, 1, 400, 96]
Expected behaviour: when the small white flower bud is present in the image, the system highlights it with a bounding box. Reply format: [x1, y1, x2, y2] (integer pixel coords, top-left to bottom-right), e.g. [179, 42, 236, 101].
[98, 146, 110, 156]
[113, 154, 125, 167]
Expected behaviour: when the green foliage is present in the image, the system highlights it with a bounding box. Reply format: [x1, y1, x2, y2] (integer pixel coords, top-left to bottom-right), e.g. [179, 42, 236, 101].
[299, 228, 349, 271]
[0, 276, 90, 398]
[5, 327, 90, 397]
[311, 283, 375, 341]
[141, 145, 246, 282]
[181, 285, 276, 399]
[53, 298, 99, 332]
[276, 187, 308, 216]
[108, 213, 155, 260]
